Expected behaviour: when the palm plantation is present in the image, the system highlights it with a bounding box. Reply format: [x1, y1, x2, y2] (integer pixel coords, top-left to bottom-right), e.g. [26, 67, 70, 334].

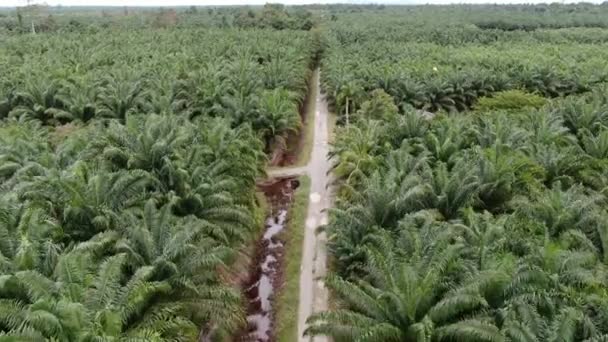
[306, 6, 608, 339]
[3, 3, 608, 342]
[0, 14, 320, 338]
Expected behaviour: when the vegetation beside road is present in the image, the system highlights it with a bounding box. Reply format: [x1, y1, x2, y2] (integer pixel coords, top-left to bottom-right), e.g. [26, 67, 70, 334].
[275, 175, 311, 342]
[308, 5, 608, 342]
[0, 11, 317, 340]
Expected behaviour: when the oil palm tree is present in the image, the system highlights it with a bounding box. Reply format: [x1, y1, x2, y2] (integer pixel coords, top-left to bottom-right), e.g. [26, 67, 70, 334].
[501, 300, 608, 342]
[256, 88, 301, 151]
[327, 164, 429, 278]
[504, 244, 608, 341]
[80, 200, 245, 338]
[384, 108, 430, 146]
[53, 77, 99, 124]
[580, 129, 608, 159]
[336, 80, 364, 126]
[169, 158, 254, 245]
[424, 79, 457, 113]
[0, 89, 20, 119]
[453, 208, 506, 270]
[128, 201, 243, 334]
[511, 184, 606, 249]
[554, 95, 608, 136]
[173, 66, 225, 120]
[423, 118, 472, 164]
[389, 77, 428, 109]
[307, 228, 505, 342]
[20, 165, 153, 242]
[0, 202, 60, 276]
[96, 73, 146, 123]
[528, 144, 587, 187]
[472, 114, 530, 150]
[329, 121, 386, 189]
[263, 56, 309, 100]
[141, 72, 179, 116]
[468, 146, 537, 211]
[0, 251, 198, 341]
[0, 121, 51, 188]
[91, 114, 189, 194]
[8, 79, 64, 125]
[190, 118, 264, 193]
[420, 161, 480, 220]
[219, 58, 263, 127]
[523, 110, 576, 147]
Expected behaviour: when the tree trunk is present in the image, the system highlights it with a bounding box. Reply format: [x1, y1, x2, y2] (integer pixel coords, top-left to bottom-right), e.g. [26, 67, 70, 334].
[345, 96, 350, 127]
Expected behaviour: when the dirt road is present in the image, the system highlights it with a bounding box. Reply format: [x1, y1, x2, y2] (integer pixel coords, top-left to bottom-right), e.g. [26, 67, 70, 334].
[268, 69, 331, 342]
[297, 69, 331, 342]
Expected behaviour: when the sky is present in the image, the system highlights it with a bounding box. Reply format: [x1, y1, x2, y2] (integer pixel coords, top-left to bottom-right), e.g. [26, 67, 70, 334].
[0, 0, 599, 6]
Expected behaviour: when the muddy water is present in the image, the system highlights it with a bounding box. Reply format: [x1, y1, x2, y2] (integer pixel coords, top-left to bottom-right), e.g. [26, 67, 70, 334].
[238, 177, 299, 342]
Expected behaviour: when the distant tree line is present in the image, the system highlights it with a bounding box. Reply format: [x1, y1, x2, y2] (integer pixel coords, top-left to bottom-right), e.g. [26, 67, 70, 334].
[232, 4, 314, 31]
[0, 3, 315, 34]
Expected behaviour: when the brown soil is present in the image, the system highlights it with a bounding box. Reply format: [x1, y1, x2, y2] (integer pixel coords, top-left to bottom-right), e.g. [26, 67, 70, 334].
[257, 177, 301, 205]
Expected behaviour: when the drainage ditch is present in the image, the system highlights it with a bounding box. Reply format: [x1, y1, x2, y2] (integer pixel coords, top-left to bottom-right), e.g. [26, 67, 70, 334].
[237, 176, 300, 342]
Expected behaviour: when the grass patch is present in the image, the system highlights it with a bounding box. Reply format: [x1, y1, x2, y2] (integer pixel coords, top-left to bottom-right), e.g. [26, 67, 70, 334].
[254, 191, 270, 234]
[474, 89, 547, 112]
[275, 175, 311, 342]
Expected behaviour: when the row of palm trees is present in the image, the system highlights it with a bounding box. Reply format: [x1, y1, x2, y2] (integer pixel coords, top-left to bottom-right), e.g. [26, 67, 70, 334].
[0, 113, 267, 340]
[0, 28, 317, 151]
[0, 24, 322, 340]
[328, 5, 608, 46]
[321, 13, 608, 118]
[307, 78, 608, 341]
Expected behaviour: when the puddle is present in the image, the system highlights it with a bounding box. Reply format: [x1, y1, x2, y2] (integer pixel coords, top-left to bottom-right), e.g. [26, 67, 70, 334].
[247, 314, 271, 341]
[237, 177, 299, 342]
[264, 210, 288, 240]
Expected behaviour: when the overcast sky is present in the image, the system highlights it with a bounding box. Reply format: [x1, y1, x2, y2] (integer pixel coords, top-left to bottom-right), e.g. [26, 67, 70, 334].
[1, 0, 599, 7]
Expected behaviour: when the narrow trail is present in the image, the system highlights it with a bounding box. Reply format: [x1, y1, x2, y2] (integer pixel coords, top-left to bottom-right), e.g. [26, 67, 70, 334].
[267, 68, 331, 342]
